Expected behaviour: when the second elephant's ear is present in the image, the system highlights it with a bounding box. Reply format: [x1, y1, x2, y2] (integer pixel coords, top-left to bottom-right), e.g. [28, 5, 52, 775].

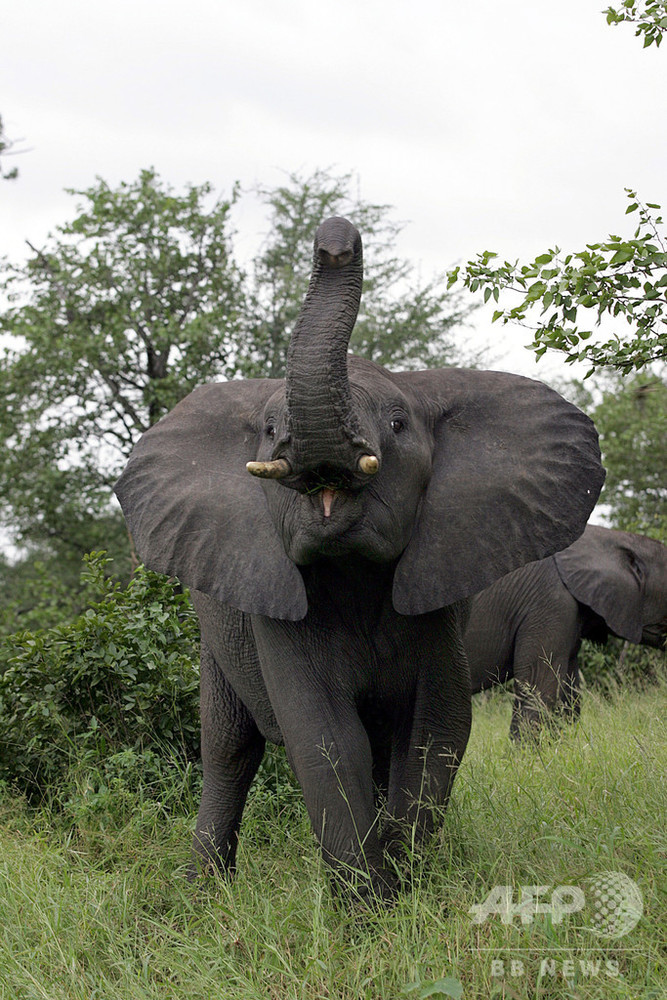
[392, 368, 605, 615]
[555, 525, 644, 642]
[114, 380, 307, 620]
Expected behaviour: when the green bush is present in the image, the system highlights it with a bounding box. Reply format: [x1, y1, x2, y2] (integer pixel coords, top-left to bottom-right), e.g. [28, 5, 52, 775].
[579, 635, 665, 693]
[61, 746, 202, 837]
[0, 553, 200, 798]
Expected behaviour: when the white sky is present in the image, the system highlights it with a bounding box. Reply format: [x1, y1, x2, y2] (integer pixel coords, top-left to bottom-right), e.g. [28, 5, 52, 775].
[1, 0, 666, 380]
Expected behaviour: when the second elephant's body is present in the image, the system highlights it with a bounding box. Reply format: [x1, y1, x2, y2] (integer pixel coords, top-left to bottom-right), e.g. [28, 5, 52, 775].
[465, 525, 667, 736]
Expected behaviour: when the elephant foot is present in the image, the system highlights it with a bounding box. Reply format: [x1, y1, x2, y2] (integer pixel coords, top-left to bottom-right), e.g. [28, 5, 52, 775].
[379, 817, 410, 865]
[188, 830, 237, 882]
[510, 709, 570, 743]
[186, 857, 234, 883]
[329, 863, 399, 907]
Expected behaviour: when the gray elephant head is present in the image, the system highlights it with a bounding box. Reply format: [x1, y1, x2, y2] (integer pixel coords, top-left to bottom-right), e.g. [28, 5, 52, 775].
[555, 525, 667, 646]
[115, 217, 605, 619]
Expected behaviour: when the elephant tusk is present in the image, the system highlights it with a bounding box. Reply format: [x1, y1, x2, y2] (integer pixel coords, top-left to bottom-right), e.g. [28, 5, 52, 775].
[246, 459, 291, 479]
[358, 454, 379, 475]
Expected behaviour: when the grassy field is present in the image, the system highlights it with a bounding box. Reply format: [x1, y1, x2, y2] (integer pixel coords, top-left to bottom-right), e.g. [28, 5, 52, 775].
[0, 681, 665, 1000]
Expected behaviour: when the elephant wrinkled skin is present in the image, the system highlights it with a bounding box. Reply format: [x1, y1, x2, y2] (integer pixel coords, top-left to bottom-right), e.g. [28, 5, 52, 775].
[115, 216, 604, 899]
[466, 525, 667, 737]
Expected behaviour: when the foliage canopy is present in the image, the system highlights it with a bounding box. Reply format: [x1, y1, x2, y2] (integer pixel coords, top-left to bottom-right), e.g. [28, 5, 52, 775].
[0, 168, 241, 574]
[570, 371, 666, 541]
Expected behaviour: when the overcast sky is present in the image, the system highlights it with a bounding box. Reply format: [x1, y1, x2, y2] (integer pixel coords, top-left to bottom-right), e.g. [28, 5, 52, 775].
[2, 0, 666, 379]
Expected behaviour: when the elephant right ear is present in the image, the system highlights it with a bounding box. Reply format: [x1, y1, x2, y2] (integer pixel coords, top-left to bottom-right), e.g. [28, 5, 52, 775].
[114, 380, 307, 620]
[555, 525, 645, 642]
[392, 368, 605, 614]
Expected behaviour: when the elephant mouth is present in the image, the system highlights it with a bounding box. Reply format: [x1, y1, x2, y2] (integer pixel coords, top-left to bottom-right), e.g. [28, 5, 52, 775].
[642, 623, 667, 648]
[307, 484, 354, 521]
[298, 467, 364, 520]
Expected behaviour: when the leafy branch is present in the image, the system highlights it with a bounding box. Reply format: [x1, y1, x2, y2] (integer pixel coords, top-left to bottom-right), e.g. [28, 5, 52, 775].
[447, 190, 667, 375]
[604, 1, 667, 48]
[0, 114, 20, 180]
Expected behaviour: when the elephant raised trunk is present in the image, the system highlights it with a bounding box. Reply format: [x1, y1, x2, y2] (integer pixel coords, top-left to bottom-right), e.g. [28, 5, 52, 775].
[256, 217, 380, 484]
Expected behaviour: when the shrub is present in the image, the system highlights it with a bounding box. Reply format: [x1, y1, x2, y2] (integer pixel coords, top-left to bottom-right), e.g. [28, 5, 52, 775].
[0, 553, 200, 798]
[61, 746, 202, 836]
[578, 635, 665, 693]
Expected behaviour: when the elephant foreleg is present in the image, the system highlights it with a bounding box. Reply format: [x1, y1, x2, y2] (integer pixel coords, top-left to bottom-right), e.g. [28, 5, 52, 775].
[385, 606, 472, 847]
[190, 643, 265, 878]
[250, 617, 396, 901]
[284, 711, 397, 900]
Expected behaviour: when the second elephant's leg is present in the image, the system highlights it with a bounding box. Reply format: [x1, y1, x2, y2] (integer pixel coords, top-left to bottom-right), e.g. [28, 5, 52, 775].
[510, 603, 582, 738]
[559, 651, 582, 722]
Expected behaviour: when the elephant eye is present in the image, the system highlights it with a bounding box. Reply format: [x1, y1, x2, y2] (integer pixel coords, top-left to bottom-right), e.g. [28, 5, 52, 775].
[266, 424, 276, 439]
[391, 418, 405, 434]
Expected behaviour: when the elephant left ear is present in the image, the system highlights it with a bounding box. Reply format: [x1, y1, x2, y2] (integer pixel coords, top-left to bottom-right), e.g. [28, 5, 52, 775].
[555, 525, 645, 642]
[392, 368, 605, 615]
[114, 380, 308, 620]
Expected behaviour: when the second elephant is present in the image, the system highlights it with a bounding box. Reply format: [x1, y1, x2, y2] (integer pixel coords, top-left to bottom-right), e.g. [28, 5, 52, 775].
[466, 525, 667, 737]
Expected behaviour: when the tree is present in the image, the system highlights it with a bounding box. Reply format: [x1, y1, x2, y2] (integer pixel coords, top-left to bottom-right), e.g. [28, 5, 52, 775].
[448, 190, 667, 376]
[0, 169, 242, 564]
[236, 169, 477, 379]
[447, 5, 667, 377]
[570, 371, 667, 541]
[604, 1, 667, 48]
[0, 168, 475, 582]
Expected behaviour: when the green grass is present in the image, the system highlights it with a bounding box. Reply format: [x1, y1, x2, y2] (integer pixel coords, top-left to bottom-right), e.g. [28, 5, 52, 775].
[0, 683, 665, 999]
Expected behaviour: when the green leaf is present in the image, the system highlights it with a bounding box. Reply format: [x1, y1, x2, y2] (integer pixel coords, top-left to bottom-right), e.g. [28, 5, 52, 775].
[525, 280, 546, 303]
[402, 978, 463, 999]
[421, 979, 464, 999]
[609, 247, 635, 265]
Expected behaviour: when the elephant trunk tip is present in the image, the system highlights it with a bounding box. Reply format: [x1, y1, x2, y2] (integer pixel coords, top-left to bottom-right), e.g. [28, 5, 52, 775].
[315, 217, 361, 269]
[319, 248, 354, 269]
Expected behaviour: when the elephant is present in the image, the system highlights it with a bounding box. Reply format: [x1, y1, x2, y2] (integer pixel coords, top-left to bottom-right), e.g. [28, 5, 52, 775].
[114, 216, 604, 900]
[466, 525, 667, 737]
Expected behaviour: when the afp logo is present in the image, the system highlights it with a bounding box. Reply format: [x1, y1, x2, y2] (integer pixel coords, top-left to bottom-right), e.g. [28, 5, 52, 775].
[469, 872, 643, 940]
